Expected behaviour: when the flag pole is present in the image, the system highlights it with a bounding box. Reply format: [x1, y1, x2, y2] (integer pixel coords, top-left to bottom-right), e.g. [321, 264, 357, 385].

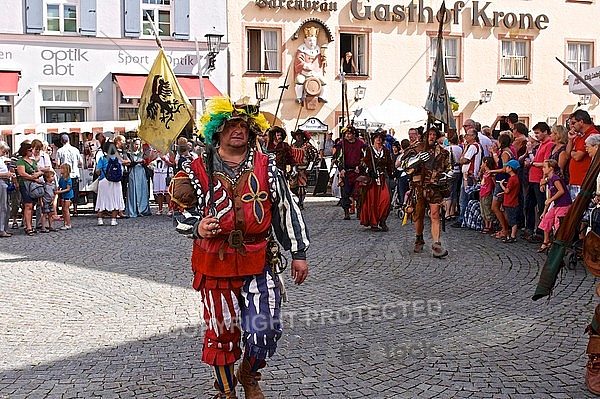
[195, 38, 207, 115]
[144, 11, 163, 50]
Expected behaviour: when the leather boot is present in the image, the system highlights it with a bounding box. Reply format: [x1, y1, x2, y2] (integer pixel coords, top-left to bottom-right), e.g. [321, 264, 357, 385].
[343, 209, 350, 220]
[432, 241, 449, 258]
[414, 235, 425, 253]
[236, 359, 265, 399]
[379, 219, 389, 232]
[587, 333, 600, 395]
[213, 380, 238, 399]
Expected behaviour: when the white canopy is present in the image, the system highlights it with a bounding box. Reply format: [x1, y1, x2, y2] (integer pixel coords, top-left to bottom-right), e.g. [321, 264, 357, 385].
[568, 65, 600, 95]
[354, 98, 428, 136]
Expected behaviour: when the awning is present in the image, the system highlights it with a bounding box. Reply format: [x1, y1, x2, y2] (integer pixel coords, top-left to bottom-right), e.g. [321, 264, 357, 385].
[568, 65, 600, 95]
[0, 71, 20, 95]
[0, 120, 140, 135]
[113, 74, 221, 99]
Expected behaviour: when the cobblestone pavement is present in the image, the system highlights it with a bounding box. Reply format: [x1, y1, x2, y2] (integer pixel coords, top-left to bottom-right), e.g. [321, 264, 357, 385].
[0, 197, 598, 398]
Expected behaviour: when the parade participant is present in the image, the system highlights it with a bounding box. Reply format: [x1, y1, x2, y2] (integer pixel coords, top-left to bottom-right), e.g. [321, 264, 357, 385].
[294, 26, 327, 103]
[403, 126, 452, 257]
[335, 126, 367, 220]
[289, 130, 318, 210]
[359, 130, 394, 231]
[170, 97, 309, 399]
[265, 126, 295, 174]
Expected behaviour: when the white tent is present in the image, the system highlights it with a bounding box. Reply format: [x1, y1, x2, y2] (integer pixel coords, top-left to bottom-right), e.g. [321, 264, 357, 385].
[355, 98, 428, 137]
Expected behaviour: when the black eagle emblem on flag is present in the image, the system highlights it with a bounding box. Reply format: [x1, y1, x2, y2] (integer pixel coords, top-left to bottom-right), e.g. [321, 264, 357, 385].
[145, 75, 185, 129]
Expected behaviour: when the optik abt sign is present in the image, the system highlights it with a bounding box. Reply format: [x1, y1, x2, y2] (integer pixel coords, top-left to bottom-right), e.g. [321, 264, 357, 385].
[41, 48, 90, 76]
[351, 0, 549, 30]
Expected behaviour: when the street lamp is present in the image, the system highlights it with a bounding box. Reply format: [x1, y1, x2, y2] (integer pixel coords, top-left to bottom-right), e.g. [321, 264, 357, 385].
[196, 28, 224, 114]
[205, 30, 224, 71]
[255, 77, 270, 106]
[479, 89, 493, 104]
[354, 85, 367, 101]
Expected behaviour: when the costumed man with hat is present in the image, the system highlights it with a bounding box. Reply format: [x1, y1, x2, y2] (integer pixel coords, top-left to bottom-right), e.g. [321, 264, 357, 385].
[265, 126, 296, 176]
[169, 97, 310, 399]
[358, 129, 394, 231]
[289, 129, 318, 210]
[335, 126, 367, 220]
[402, 126, 452, 258]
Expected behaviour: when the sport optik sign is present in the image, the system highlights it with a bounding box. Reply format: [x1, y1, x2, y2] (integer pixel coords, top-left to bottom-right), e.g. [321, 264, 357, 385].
[255, 0, 550, 31]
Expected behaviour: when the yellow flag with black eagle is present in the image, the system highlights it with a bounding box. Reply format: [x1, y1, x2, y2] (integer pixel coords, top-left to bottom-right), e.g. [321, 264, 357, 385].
[138, 49, 193, 154]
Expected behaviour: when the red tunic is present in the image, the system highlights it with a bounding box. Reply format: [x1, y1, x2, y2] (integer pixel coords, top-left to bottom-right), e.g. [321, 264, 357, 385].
[189, 152, 272, 278]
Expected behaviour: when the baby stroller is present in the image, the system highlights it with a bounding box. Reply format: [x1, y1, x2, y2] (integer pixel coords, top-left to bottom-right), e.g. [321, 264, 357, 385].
[392, 189, 412, 220]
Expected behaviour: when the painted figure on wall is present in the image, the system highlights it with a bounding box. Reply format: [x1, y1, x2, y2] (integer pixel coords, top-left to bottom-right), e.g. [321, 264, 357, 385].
[294, 26, 327, 103]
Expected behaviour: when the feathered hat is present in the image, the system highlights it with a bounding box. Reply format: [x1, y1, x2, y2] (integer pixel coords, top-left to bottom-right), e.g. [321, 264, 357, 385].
[199, 96, 270, 146]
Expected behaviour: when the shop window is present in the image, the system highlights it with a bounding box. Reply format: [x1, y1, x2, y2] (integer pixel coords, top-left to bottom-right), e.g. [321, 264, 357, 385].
[500, 39, 530, 80]
[0, 96, 12, 125]
[247, 28, 281, 73]
[141, 0, 172, 37]
[567, 42, 593, 73]
[119, 92, 140, 121]
[45, 2, 77, 34]
[428, 36, 460, 79]
[42, 89, 89, 102]
[340, 33, 368, 76]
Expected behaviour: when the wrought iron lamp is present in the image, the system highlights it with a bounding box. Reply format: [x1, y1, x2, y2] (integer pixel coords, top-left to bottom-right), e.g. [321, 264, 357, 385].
[479, 89, 492, 104]
[205, 30, 224, 71]
[354, 85, 367, 101]
[255, 77, 270, 106]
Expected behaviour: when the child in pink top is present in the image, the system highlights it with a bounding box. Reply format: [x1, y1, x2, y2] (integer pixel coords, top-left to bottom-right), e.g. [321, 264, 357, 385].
[479, 156, 496, 234]
[537, 159, 572, 252]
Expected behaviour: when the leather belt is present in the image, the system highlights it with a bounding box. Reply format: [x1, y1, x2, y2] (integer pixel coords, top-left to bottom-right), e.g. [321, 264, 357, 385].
[215, 230, 271, 260]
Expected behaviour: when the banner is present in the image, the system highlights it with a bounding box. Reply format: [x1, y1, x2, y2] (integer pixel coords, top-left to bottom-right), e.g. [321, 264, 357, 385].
[424, 1, 456, 132]
[138, 49, 192, 154]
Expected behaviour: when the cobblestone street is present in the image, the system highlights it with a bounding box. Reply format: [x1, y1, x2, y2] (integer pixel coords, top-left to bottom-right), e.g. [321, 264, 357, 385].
[0, 197, 597, 398]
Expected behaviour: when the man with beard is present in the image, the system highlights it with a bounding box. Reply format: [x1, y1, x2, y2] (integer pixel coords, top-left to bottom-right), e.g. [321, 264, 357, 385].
[335, 126, 367, 220]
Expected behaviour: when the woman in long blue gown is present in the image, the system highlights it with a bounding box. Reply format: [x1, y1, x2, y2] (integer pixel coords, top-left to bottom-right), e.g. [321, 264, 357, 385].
[125, 139, 152, 217]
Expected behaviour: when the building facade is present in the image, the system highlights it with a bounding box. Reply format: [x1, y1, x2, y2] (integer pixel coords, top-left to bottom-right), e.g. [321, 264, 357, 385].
[228, 0, 599, 141]
[0, 0, 227, 150]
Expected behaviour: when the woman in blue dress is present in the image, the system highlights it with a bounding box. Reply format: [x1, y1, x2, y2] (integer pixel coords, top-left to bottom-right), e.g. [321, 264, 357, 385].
[125, 139, 151, 217]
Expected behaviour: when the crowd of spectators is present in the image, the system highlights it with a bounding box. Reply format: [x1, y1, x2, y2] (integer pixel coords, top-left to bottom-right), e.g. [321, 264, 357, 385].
[0, 132, 193, 237]
[439, 109, 600, 252]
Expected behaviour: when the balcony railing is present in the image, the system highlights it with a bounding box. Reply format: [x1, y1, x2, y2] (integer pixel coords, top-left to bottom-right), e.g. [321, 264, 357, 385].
[500, 56, 529, 79]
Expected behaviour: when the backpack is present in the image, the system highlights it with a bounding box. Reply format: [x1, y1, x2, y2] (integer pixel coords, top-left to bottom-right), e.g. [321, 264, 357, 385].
[105, 157, 123, 182]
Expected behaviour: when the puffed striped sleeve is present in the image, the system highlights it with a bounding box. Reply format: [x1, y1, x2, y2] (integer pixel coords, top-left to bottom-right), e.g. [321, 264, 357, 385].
[268, 156, 310, 259]
[172, 161, 206, 239]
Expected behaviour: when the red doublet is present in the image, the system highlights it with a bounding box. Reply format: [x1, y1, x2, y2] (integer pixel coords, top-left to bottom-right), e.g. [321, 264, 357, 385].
[189, 152, 272, 279]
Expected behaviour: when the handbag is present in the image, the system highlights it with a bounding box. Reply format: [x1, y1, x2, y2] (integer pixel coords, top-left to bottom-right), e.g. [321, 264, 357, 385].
[24, 179, 45, 199]
[85, 178, 99, 193]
